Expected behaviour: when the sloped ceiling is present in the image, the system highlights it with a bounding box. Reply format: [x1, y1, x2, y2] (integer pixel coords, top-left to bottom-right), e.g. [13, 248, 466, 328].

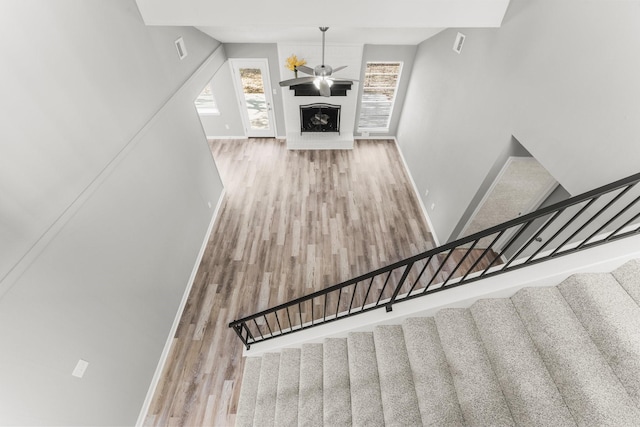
[135, 0, 511, 44]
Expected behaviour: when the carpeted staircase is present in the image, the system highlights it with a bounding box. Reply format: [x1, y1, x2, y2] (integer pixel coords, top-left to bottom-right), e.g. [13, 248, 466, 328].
[235, 260, 640, 426]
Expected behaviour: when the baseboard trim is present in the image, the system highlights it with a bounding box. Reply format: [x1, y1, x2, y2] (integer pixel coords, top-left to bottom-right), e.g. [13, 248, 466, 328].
[392, 137, 440, 246]
[354, 135, 397, 140]
[206, 135, 248, 140]
[136, 189, 225, 426]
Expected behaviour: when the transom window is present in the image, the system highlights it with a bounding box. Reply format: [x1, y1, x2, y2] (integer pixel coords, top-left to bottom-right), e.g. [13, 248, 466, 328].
[195, 83, 220, 115]
[358, 62, 403, 132]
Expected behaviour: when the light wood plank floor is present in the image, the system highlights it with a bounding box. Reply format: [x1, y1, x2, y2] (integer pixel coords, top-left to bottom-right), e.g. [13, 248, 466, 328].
[144, 138, 437, 426]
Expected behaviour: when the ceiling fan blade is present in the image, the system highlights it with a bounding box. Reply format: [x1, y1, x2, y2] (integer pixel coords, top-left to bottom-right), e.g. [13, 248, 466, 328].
[279, 76, 316, 87]
[296, 65, 315, 75]
[331, 78, 359, 83]
[332, 65, 348, 73]
[319, 79, 331, 97]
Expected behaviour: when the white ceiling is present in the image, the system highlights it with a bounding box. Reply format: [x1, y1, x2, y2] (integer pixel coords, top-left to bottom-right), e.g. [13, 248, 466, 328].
[135, 0, 511, 45]
[196, 27, 446, 45]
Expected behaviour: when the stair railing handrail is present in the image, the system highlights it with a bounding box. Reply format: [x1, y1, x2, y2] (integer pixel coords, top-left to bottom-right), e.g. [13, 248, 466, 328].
[229, 171, 640, 349]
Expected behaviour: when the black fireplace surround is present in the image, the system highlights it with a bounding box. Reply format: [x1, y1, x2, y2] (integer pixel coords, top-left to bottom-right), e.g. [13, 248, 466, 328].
[300, 103, 340, 133]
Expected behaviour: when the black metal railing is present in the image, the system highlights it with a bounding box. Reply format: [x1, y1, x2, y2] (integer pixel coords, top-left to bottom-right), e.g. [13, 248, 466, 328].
[229, 172, 640, 349]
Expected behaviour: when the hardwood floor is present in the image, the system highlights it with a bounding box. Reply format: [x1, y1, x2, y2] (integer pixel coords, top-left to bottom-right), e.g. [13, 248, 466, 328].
[144, 138, 437, 426]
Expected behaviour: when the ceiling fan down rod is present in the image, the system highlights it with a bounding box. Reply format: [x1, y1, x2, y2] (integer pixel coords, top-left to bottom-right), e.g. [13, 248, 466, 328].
[319, 27, 329, 67]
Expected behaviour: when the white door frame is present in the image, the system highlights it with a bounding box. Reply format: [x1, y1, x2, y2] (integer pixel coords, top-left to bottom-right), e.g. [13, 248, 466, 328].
[229, 58, 277, 138]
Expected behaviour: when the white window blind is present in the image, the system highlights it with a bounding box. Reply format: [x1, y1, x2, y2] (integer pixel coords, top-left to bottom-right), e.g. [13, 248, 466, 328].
[358, 62, 402, 131]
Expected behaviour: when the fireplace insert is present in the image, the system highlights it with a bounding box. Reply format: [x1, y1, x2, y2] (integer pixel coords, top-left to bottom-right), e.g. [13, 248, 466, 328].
[300, 103, 340, 133]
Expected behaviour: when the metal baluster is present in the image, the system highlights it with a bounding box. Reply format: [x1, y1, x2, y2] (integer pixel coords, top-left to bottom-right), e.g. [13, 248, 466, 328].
[423, 250, 454, 293]
[503, 209, 564, 269]
[286, 306, 293, 331]
[460, 232, 504, 282]
[480, 220, 534, 277]
[386, 262, 414, 312]
[442, 241, 477, 287]
[253, 318, 264, 340]
[311, 298, 314, 325]
[375, 271, 393, 305]
[578, 193, 640, 249]
[362, 276, 375, 310]
[299, 302, 304, 329]
[348, 282, 359, 314]
[335, 288, 342, 318]
[274, 311, 282, 335]
[526, 199, 597, 262]
[263, 315, 273, 337]
[551, 186, 635, 256]
[242, 322, 255, 345]
[231, 324, 250, 350]
[607, 211, 640, 241]
[323, 294, 328, 322]
[406, 255, 434, 296]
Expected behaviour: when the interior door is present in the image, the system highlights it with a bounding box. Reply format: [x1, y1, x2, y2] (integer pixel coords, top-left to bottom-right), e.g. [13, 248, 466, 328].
[229, 59, 277, 138]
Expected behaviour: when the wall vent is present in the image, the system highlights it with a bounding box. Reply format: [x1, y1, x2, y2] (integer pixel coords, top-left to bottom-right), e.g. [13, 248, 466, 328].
[453, 32, 466, 54]
[175, 37, 188, 60]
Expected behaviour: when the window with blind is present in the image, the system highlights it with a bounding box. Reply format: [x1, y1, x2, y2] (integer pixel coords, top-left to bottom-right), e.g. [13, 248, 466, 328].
[358, 62, 403, 132]
[195, 83, 220, 115]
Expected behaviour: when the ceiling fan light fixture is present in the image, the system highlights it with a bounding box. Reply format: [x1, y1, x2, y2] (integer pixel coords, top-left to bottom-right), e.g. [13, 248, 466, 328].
[279, 27, 353, 96]
[313, 77, 333, 89]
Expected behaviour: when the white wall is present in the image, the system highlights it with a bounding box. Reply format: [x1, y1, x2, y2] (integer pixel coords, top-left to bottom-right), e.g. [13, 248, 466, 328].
[0, 1, 223, 425]
[198, 56, 245, 137]
[397, 0, 640, 241]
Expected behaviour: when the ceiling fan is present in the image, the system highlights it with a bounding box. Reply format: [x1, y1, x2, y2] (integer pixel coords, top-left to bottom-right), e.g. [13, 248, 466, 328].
[279, 27, 357, 97]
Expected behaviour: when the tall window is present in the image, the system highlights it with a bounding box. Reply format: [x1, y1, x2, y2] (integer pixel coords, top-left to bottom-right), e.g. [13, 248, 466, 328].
[358, 62, 403, 132]
[195, 83, 220, 115]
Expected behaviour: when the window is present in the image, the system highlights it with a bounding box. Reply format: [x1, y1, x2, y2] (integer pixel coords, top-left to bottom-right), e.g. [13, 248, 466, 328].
[195, 83, 220, 115]
[358, 62, 403, 132]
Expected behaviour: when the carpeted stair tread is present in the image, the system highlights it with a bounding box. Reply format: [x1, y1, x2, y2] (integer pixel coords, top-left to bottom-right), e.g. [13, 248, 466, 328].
[612, 259, 640, 306]
[435, 308, 515, 426]
[470, 298, 576, 426]
[253, 352, 280, 426]
[559, 273, 640, 408]
[298, 343, 323, 427]
[347, 332, 385, 427]
[402, 317, 464, 426]
[234, 260, 640, 426]
[323, 338, 352, 426]
[511, 286, 640, 425]
[274, 348, 301, 427]
[235, 357, 262, 427]
[373, 325, 423, 426]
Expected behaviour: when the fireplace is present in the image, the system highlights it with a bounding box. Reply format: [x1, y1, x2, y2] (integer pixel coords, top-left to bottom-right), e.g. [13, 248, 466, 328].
[300, 103, 340, 134]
